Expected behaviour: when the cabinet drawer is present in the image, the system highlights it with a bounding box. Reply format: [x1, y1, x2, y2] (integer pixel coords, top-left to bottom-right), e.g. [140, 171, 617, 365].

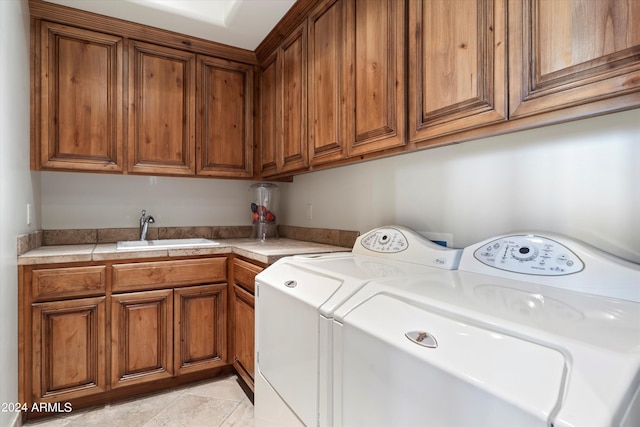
[233, 259, 263, 294]
[113, 258, 226, 292]
[31, 266, 106, 300]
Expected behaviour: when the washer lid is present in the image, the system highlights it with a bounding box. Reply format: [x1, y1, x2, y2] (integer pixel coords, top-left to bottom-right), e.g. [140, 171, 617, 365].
[334, 273, 640, 427]
[336, 294, 567, 426]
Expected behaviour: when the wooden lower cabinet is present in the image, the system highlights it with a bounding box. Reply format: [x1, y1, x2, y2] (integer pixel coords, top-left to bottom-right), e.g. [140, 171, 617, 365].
[232, 285, 255, 387]
[174, 284, 228, 374]
[111, 289, 174, 388]
[31, 297, 107, 402]
[20, 256, 231, 418]
[231, 258, 263, 391]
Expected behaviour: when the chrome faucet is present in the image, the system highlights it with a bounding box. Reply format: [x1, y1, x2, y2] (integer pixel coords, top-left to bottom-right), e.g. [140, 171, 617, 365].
[139, 210, 155, 240]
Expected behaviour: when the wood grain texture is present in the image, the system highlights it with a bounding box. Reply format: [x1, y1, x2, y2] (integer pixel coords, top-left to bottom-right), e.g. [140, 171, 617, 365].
[255, 0, 323, 62]
[196, 56, 254, 177]
[232, 285, 255, 389]
[308, 0, 348, 165]
[409, 0, 507, 143]
[29, 0, 258, 65]
[39, 22, 123, 171]
[279, 22, 309, 173]
[509, 0, 640, 118]
[174, 284, 228, 375]
[347, 0, 407, 155]
[127, 41, 196, 175]
[111, 290, 174, 388]
[230, 259, 261, 390]
[31, 297, 106, 401]
[112, 258, 227, 292]
[32, 265, 106, 301]
[260, 53, 279, 176]
[232, 258, 263, 294]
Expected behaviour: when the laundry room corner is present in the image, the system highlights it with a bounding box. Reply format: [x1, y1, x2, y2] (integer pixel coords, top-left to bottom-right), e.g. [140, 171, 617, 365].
[282, 109, 640, 263]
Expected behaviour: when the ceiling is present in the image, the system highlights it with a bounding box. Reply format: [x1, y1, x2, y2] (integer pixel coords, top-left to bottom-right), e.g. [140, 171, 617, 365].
[43, 0, 297, 50]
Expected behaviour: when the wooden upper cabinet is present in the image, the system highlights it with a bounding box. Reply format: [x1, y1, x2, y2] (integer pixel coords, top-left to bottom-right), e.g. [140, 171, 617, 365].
[197, 56, 254, 178]
[409, 0, 507, 144]
[346, 0, 407, 156]
[308, 0, 407, 165]
[37, 22, 123, 172]
[509, 0, 640, 119]
[308, 0, 348, 165]
[128, 41, 196, 175]
[279, 22, 309, 174]
[260, 53, 279, 176]
[260, 22, 309, 177]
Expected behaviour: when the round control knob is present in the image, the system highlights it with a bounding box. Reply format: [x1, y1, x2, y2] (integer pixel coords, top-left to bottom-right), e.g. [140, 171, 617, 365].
[511, 245, 539, 261]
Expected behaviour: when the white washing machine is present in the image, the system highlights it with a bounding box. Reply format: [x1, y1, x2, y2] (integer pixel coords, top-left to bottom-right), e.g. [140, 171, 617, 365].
[332, 233, 640, 427]
[254, 226, 463, 427]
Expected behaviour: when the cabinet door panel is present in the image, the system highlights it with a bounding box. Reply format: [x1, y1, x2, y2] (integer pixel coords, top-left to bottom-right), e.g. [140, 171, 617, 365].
[39, 22, 123, 171]
[509, 0, 640, 118]
[409, 0, 507, 143]
[111, 290, 173, 388]
[197, 56, 254, 177]
[174, 284, 227, 374]
[32, 297, 106, 401]
[347, 0, 406, 155]
[279, 23, 309, 173]
[260, 54, 279, 176]
[233, 284, 255, 387]
[128, 41, 195, 175]
[309, 0, 348, 165]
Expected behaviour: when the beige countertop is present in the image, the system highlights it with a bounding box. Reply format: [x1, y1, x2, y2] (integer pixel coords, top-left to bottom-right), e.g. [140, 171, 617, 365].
[17, 238, 350, 266]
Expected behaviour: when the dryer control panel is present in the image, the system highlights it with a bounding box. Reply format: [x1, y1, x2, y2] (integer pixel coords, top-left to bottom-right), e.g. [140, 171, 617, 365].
[360, 228, 409, 253]
[353, 226, 462, 270]
[474, 235, 584, 275]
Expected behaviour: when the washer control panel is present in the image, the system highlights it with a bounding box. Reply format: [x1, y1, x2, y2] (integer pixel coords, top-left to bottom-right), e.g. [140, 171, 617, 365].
[360, 228, 409, 253]
[474, 235, 584, 275]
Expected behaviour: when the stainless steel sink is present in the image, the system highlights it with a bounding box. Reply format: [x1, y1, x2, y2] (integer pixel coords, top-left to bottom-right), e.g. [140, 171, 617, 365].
[116, 238, 220, 250]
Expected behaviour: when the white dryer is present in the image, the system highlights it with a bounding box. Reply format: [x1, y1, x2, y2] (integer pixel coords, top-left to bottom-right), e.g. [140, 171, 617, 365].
[332, 233, 640, 427]
[254, 226, 462, 427]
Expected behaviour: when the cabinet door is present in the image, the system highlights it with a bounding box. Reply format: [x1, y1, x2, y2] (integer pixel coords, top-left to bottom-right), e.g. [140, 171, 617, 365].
[233, 284, 255, 390]
[38, 22, 123, 172]
[231, 259, 262, 390]
[32, 297, 106, 402]
[308, 0, 348, 165]
[174, 284, 227, 375]
[509, 0, 640, 119]
[260, 53, 279, 177]
[128, 41, 196, 175]
[409, 0, 507, 143]
[278, 22, 309, 174]
[346, 0, 407, 155]
[111, 290, 173, 388]
[197, 56, 254, 178]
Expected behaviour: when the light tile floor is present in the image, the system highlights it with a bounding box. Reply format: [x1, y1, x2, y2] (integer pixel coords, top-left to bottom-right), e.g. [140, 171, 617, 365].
[23, 374, 254, 427]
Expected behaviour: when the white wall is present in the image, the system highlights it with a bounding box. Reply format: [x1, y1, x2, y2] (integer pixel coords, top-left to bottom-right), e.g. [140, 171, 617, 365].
[40, 109, 640, 264]
[0, 1, 39, 426]
[40, 173, 277, 229]
[282, 109, 640, 264]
